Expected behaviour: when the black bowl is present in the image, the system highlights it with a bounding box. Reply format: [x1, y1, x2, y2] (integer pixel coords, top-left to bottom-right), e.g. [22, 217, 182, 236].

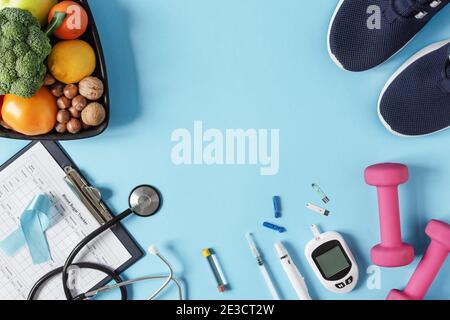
[0, 0, 109, 141]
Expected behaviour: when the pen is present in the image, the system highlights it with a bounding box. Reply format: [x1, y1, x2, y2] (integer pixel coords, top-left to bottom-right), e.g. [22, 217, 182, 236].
[274, 242, 312, 300]
[246, 233, 280, 300]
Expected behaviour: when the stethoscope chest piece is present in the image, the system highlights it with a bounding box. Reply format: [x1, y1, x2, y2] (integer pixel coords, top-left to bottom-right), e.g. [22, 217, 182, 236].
[129, 185, 162, 217]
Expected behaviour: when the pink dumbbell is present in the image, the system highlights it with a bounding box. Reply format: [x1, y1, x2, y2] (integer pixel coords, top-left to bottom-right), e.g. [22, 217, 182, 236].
[365, 163, 415, 267]
[388, 220, 450, 300]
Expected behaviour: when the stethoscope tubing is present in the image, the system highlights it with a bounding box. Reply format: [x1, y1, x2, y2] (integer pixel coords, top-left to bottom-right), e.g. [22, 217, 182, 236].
[86, 275, 183, 300]
[28, 262, 127, 300]
[61, 209, 134, 300]
[83, 253, 183, 300]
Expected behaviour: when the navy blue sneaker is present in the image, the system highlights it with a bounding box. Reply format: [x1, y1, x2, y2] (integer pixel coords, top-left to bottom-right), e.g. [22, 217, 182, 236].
[328, 0, 450, 71]
[378, 40, 450, 136]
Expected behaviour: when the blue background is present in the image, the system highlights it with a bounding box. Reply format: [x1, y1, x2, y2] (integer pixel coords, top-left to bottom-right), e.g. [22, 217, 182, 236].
[1, 0, 450, 300]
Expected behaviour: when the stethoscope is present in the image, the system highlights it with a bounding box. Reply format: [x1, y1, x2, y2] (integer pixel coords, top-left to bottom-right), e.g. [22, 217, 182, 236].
[28, 185, 183, 300]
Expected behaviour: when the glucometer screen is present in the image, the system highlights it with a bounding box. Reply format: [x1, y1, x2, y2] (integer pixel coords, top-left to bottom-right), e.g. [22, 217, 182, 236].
[315, 246, 350, 279]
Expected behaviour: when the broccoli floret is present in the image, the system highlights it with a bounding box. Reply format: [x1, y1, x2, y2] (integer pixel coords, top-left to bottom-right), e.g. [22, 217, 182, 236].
[0, 63, 17, 84]
[1, 7, 38, 28]
[2, 21, 27, 41]
[16, 51, 40, 78]
[1, 37, 15, 49]
[0, 8, 51, 98]
[27, 25, 51, 60]
[1, 48, 16, 68]
[13, 42, 29, 57]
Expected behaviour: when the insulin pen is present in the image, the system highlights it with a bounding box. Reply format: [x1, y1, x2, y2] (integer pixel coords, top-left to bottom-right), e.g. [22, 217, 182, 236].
[246, 233, 280, 300]
[274, 242, 311, 300]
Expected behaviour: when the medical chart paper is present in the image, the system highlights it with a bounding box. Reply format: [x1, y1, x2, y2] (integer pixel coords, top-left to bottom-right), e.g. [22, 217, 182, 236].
[0, 142, 132, 300]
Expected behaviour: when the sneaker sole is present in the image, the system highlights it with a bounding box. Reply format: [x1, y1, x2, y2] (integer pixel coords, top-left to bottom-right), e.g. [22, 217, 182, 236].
[377, 39, 450, 137]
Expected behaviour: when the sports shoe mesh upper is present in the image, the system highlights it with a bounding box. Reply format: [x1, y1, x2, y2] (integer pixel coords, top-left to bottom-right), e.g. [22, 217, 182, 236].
[329, 0, 449, 71]
[379, 42, 450, 136]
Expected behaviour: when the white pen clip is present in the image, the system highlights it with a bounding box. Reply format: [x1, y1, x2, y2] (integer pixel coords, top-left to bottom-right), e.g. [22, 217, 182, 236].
[310, 224, 322, 240]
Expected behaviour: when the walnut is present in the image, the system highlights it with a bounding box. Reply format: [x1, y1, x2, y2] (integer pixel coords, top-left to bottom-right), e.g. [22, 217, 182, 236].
[78, 76, 104, 101]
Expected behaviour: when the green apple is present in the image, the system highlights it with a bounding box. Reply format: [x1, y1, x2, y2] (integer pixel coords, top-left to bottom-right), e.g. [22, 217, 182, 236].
[0, 0, 58, 25]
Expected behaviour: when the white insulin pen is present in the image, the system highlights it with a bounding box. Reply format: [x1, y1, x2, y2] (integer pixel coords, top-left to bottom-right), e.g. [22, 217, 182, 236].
[246, 233, 280, 300]
[274, 242, 312, 300]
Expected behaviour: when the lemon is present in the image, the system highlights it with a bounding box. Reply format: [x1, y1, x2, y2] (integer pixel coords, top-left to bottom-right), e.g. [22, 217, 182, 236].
[48, 40, 96, 84]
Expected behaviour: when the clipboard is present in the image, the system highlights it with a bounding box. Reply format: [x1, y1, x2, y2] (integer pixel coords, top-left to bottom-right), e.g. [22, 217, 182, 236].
[0, 141, 143, 297]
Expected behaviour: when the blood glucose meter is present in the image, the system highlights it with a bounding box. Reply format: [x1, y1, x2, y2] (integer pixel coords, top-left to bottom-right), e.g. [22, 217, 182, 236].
[305, 225, 358, 294]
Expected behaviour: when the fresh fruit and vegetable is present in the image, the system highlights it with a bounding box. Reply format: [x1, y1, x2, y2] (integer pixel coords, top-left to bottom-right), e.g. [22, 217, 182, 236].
[0, 8, 51, 98]
[0, 95, 6, 129]
[0, 0, 57, 25]
[48, 39, 96, 84]
[0, 0, 108, 138]
[44, 74, 106, 135]
[1, 87, 57, 136]
[48, 1, 88, 40]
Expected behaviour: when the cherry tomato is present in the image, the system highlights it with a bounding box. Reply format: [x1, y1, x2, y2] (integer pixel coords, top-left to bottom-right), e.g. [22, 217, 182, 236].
[48, 1, 89, 40]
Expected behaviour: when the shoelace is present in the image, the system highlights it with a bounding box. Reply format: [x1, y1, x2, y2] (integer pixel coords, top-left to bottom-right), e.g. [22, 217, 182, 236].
[394, 0, 443, 19]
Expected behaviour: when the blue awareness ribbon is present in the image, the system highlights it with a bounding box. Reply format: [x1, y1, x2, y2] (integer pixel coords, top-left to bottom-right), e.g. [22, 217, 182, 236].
[0, 195, 52, 264]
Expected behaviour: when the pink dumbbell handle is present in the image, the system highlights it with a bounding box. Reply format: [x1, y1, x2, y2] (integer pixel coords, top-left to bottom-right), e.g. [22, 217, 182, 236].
[402, 242, 448, 300]
[377, 187, 403, 246]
